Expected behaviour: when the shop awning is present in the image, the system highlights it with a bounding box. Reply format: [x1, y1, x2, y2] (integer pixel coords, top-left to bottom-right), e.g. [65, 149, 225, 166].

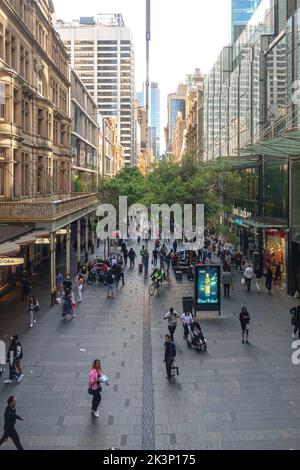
[0, 224, 34, 244]
[239, 129, 300, 159]
[229, 216, 287, 229]
[14, 236, 37, 246]
[0, 242, 21, 257]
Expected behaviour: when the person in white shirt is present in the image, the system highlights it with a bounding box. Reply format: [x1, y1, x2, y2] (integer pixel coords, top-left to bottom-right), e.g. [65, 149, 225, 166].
[164, 308, 179, 342]
[244, 265, 254, 291]
[181, 312, 193, 339]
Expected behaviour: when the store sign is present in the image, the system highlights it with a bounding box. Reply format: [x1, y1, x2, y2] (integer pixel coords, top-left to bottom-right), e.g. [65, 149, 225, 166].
[0, 258, 24, 266]
[194, 265, 221, 312]
[56, 229, 67, 235]
[232, 206, 252, 219]
[35, 238, 50, 245]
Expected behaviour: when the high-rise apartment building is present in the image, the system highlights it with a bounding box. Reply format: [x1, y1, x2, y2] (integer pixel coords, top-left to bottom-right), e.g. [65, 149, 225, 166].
[55, 14, 135, 166]
[232, 0, 262, 42]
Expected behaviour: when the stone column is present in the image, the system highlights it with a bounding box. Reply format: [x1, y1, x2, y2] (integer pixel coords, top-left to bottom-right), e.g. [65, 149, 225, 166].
[66, 224, 71, 277]
[77, 219, 81, 273]
[50, 232, 56, 306]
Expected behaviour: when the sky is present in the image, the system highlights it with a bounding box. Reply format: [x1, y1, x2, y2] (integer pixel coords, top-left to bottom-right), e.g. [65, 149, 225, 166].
[53, 0, 231, 152]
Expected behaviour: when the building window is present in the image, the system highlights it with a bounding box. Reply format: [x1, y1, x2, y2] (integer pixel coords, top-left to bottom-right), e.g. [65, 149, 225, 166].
[13, 88, 21, 125]
[53, 118, 58, 145]
[37, 72, 43, 96]
[61, 123, 68, 147]
[21, 152, 30, 196]
[37, 108, 44, 136]
[37, 156, 44, 194]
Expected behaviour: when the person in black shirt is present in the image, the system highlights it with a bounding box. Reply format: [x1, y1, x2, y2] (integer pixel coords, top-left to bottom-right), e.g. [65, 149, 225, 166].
[291, 302, 300, 339]
[0, 396, 24, 450]
[164, 335, 176, 380]
[240, 306, 250, 344]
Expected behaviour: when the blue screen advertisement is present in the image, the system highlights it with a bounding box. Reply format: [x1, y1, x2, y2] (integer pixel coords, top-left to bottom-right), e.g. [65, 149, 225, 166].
[195, 265, 220, 311]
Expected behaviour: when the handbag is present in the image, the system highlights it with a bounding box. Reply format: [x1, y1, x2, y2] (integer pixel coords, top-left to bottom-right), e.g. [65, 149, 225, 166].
[291, 315, 296, 326]
[241, 278, 246, 287]
[88, 387, 93, 395]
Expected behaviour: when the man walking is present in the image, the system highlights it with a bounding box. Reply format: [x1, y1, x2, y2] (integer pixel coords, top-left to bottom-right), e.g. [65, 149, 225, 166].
[0, 396, 24, 450]
[4, 336, 23, 384]
[222, 268, 233, 299]
[164, 335, 176, 381]
[128, 248, 137, 269]
[164, 308, 179, 342]
[244, 264, 254, 291]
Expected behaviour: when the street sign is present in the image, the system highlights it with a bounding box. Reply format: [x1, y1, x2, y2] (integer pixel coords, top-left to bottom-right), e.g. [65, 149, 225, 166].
[0, 258, 24, 266]
[35, 238, 50, 244]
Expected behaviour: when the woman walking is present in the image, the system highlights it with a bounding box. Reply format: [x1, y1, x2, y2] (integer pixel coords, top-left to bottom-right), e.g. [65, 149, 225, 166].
[88, 359, 109, 418]
[240, 306, 250, 344]
[76, 274, 84, 304]
[265, 268, 273, 295]
[27, 296, 39, 328]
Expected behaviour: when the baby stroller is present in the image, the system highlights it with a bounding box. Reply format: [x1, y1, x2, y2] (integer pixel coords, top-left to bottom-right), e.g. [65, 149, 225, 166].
[187, 322, 207, 353]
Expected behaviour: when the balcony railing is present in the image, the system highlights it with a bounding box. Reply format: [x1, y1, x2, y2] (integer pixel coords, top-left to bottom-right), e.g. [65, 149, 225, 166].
[0, 192, 100, 222]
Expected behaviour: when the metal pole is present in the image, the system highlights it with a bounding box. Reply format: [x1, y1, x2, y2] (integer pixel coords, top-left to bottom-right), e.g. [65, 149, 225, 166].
[85, 216, 89, 263]
[50, 233, 56, 306]
[145, 0, 151, 249]
[66, 225, 71, 278]
[77, 219, 81, 273]
[91, 213, 95, 255]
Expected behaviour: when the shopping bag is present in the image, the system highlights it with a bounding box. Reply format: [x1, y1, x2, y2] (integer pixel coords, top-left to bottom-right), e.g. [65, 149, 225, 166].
[241, 278, 246, 287]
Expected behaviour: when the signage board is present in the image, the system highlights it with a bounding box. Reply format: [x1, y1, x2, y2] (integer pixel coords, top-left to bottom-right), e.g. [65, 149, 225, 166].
[0, 258, 24, 266]
[35, 238, 50, 245]
[194, 264, 221, 313]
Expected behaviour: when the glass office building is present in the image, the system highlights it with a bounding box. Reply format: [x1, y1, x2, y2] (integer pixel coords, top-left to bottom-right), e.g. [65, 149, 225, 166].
[232, 0, 263, 42]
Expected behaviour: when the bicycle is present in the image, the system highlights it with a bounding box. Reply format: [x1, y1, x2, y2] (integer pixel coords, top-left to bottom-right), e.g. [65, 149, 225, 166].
[149, 279, 162, 296]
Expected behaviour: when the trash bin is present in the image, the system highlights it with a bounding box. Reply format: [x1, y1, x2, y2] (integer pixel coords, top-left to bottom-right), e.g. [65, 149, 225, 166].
[182, 296, 194, 314]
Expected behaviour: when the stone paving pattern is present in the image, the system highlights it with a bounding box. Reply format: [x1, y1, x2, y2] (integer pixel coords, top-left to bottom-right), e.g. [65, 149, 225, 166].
[0, 243, 300, 450]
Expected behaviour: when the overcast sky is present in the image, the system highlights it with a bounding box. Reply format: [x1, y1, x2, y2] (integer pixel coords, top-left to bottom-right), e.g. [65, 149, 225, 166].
[53, 0, 231, 151]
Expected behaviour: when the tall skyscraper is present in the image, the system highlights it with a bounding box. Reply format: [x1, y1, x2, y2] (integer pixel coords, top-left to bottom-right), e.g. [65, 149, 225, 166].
[167, 83, 188, 152]
[55, 14, 135, 166]
[136, 82, 161, 159]
[231, 0, 262, 42]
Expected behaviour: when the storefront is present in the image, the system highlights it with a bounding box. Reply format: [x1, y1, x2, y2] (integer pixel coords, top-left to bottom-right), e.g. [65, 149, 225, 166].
[264, 229, 287, 287]
[0, 243, 23, 297]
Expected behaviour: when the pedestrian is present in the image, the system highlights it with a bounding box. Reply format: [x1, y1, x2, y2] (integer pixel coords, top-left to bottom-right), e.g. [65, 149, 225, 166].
[4, 336, 23, 384]
[291, 301, 300, 339]
[56, 271, 64, 297]
[235, 251, 242, 271]
[244, 264, 254, 291]
[164, 335, 176, 381]
[88, 359, 109, 418]
[255, 265, 263, 294]
[20, 272, 31, 301]
[164, 307, 179, 342]
[106, 269, 114, 299]
[265, 268, 273, 295]
[128, 248, 137, 269]
[240, 306, 250, 344]
[27, 296, 39, 328]
[143, 248, 149, 274]
[275, 262, 282, 285]
[152, 248, 158, 267]
[173, 240, 178, 254]
[181, 311, 193, 339]
[0, 396, 24, 450]
[122, 247, 128, 267]
[159, 246, 165, 269]
[165, 251, 171, 275]
[62, 288, 74, 320]
[222, 268, 233, 299]
[76, 274, 84, 303]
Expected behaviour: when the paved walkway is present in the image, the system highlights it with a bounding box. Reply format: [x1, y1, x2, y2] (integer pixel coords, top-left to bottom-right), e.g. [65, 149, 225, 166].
[0, 243, 300, 450]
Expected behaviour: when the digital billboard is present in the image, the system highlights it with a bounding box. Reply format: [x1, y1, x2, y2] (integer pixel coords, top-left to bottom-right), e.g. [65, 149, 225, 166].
[194, 265, 221, 313]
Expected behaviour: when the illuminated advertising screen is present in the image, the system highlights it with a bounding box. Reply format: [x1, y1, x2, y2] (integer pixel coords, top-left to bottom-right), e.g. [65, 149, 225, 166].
[194, 265, 221, 312]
